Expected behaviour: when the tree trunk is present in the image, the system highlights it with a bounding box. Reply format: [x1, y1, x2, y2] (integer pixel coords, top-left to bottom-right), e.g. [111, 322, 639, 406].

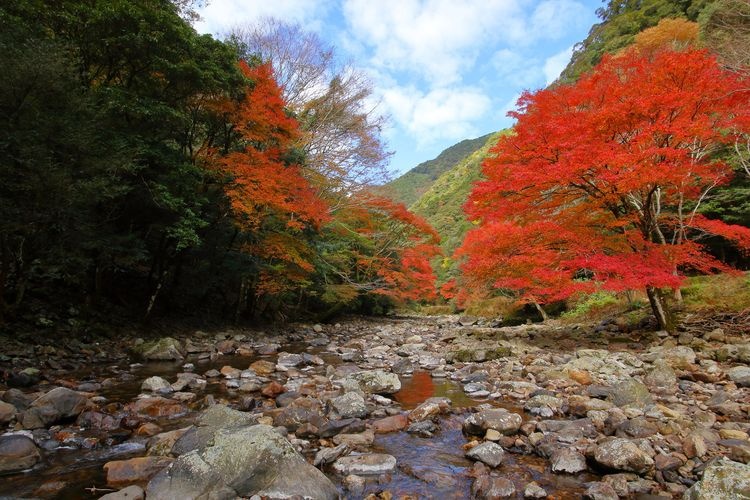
[646, 286, 676, 333]
[532, 301, 549, 322]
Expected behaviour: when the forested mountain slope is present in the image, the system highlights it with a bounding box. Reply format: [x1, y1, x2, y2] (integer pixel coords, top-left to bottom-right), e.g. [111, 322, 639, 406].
[384, 134, 492, 207]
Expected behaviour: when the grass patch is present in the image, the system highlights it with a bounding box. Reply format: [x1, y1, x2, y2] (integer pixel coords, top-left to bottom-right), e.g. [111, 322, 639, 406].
[681, 272, 750, 312]
[561, 291, 622, 321]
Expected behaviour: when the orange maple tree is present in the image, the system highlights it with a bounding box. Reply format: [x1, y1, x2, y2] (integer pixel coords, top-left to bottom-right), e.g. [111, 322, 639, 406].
[459, 48, 750, 330]
[326, 193, 440, 303]
[209, 61, 329, 302]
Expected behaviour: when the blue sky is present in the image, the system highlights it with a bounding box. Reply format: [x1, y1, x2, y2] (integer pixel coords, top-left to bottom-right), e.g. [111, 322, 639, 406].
[196, 0, 602, 177]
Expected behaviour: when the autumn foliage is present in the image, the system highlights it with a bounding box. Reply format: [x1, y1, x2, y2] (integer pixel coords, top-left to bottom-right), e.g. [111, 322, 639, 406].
[459, 48, 750, 330]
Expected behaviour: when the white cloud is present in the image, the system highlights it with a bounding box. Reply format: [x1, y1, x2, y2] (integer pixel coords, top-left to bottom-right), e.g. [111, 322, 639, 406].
[342, 0, 528, 86]
[491, 49, 543, 87]
[195, 0, 334, 35]
[543, 45, 574, 84]
[381, 85, 492, 147]
[532, 0, 591, 40]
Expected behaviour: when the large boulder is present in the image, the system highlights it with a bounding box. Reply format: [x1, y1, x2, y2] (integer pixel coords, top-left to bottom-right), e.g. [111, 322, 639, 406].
[345, 370, 401, 394]
[146, 424, 337, 500]
[644, 360, 677, 394]
[134, 338, 184, 361]
[463, 408, 522, 436]
[20, 387, 88, 428]
[684, 457, 750, 499]
[0, 434, 41, 473]
[171, 405, 257, 456]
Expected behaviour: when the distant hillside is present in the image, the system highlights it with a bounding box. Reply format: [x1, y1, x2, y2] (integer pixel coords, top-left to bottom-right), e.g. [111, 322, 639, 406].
[384, 133, 493, 206]
[410, 131, 507, 280]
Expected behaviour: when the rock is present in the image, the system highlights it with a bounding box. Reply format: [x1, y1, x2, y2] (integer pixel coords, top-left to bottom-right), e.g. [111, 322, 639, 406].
[104, 457, 173, 487]
[333, 429, 375, 448]
[134, 337, 184, 361]
[728, 366, 750, 387]
[345, 370, 401, 394]
[524, 481, 547, 498]
[466, 442, 505, 468]
[684, 457, 750, 499]
[644, 360, 678, 393]
[146, 424, 337, 499]
[463, 408, 523, 436]
[78, 411, 122, 431]
[313, 323, 323, 333]
[261, 381, 285, 398]
[314, 443, 349, 467]
[0, 434, 41, 473]
[485, 429, 502, 441]
[329, 392, 367, 419]
[593, 438, 654, 474]
[683, 433, 708, 459]
[98, 485, 145, 500]
[141, 376, 171, 392]
[0, 401, 17, 424]
[372, 414, 408, 434]
[409, 397, 450, 422]
[569, 369, 593, 385]
[147, 428, 189, 457]
[407, 420, 438, 437]
[22, 387, 89, 428]
[277, 352, 304, 367]
[472, 476, 516, 499]
[607, 378, 653, 409]
[550, 448, 587, 474]
[584, 482, 618, 500]
[524, 394, 564, 417]
[333, 453, 397, 475]
[663, 346, 696, 369]
[196, 404, 256, 428]
[250, 360, 275, 376]
[343, 474, 366, 496]
[126, 397, 186, 419]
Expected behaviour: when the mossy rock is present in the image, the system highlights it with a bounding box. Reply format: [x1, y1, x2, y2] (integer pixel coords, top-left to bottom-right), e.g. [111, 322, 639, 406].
[450, 347, 512, 363]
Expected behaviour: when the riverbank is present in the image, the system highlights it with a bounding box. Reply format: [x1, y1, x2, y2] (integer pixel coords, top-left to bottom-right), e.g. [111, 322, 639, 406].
[0, 314, 748, 498]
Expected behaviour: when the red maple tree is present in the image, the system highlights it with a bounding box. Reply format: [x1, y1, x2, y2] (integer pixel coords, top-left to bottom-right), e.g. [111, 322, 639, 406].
[459, 48, 750, 331]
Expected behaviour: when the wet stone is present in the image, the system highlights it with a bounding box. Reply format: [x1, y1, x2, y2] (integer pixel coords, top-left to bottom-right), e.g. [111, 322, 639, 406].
[472, 476, 516, 499]
[466, 442, 505, 468]
[333, 453, 397, 475]
[0, 435, 41, 473]
[550, 448, 588, 474]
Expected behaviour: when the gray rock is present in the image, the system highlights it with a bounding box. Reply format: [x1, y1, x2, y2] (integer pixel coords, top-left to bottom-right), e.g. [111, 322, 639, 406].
[684, 457, 750, 499]
[663, 346, 696, 369]
[345, 370, 401, 394]
[172, 405, 258, 456]
[141, 376, 171, 392]
[98, 485, 145, 500]
[607, 378, 653, 409]
[524, 394, 564, 418]
[333, 453, 396, 475]
[593, 438, 654, 474]
[466, 442, 505, 468]
[146, 425, 337, 500]
[0, 434, 41, 473]
[463, 408, 523, 436]
[343, 474, 366, 496]
[524, 481, 547, 498]
[277, 352, 304, 367]
[472, 476, 516, 499]
[550, 448, 587, 474]
[134, 337, 184, 361]
[728, 366, 750, 387]
[644, 360, 677, 393]
[329, 392, 367, 419]
[21, 387, 88, 428]
[584, 482, 618, 500]
[313, 443, 349, 467]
